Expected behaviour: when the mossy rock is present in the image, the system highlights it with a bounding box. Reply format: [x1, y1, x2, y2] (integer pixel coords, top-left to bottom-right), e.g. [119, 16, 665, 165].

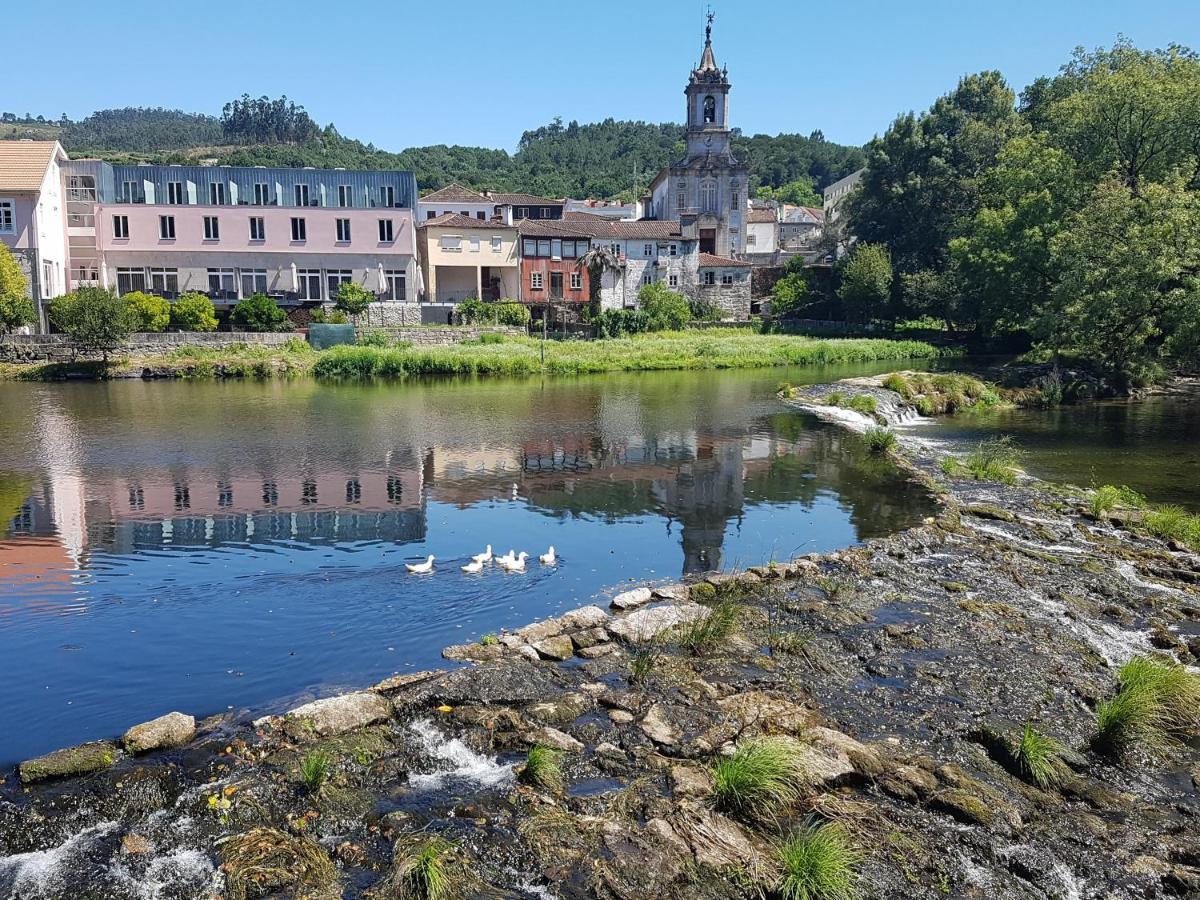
[689, 582, 717, 603]
[931, 788, 996, 827]
[941, 581, 970, 593]
[964, 504, 1016, 523]
[19, 740, 118, 784]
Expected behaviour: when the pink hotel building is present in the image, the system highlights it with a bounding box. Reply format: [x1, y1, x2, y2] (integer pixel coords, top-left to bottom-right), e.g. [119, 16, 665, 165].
[0, 141, 419, 329]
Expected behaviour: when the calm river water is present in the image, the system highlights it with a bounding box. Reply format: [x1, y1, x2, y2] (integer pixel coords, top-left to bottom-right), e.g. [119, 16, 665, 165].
[0, 364, 934, 763]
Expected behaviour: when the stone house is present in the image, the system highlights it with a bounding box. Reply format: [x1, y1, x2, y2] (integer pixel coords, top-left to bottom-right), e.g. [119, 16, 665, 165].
[696, 253, 752, 319]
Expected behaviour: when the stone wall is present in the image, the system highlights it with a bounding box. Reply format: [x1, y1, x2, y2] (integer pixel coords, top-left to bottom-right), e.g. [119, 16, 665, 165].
[355, 326, 526, 346]
[696, 282, 751, 321]
[0, 332, 296, 363]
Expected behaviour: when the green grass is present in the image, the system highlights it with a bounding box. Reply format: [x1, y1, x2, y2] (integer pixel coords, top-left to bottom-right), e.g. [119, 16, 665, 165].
[881, 372, 913, 399]
[1013, 724, 1067, 789]
[220, 827, 337, 900]
[775, 819, 861, 900]
[1143, 505, 1200, 550]
[1090, 484, 1146, 517]
[845, 395, 877, 416]
[628, 639, 664, 685]
[941, 436, 1021, 485]
[479, 634, 499, 646]
[1093, 655, 1200, 757]
[298, 750, 332, 793]
[675, 598, 741, 656]
[863, 428, 897, 455]
[520, 744, 565, 793]
[711, 736, 806, 819]
[383, 833, 460, 900]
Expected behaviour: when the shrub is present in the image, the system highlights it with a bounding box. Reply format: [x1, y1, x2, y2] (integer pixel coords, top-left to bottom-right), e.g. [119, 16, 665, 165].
[309, 307, 328, 324]
[170, 292, 218, 331]
[881, 372, 913, 399]
[231, 293, 290, 332]
[299, 750, 332, 793]
[1090, 484, 1145, 517]
[476, 331, 506, 345]
[0, 293, 37, 335]
[520, 744, 564, 793]
[954, 436, 1021, 484]
[689, 296, 723, 322]
[675, 598, 741, 656]
[1094, 655, 1200, 756]
[771, 272, 811, 318]
[711, 736, 806, 819]
[775, 819, 861, 900]
[825, 391, 846, 407]
[1013, 724, 1067, 788]
[593, 307, 649, 337]
[50, 287, 137, 360]
[639, 282, 691, 331]
[494, 301, 531, 328]
[452, 298, 489, 325]
[379, 833, 460, 900]
[122, 291, 171, 332]
[358, 329, 392, 347]
[863, 428, 896, 455]
[334, 282, 373, 318]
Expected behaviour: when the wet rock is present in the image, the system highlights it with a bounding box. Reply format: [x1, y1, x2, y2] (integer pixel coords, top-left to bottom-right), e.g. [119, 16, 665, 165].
[415, 658, 559, 707]
[516, 618, 564, 644]
[121, 833, 152, 855]
[608, 602, 709, 643]
[532, 726, 584, 752]
[370, 670, 445, 694]
[442, 642, 506, 662]
[664, 800, 761, 870]
[609, 710, 635, 725]
[516, 644, 541, 662]
[558, 604, 610, 630]
[19, 741, 118, 783]
[596, 821, 688, 899]
[528, 692, 589, 725]
[651, 583, 690, 602]
[122, 711, 196, 754]
[965, 504, 1016, 522]
[571, 627, 610, 650]
[891, 764, 938, 797]
[611, 587, 653, 610]
[1165, 866, 1200, 895]
[284, 691, 392, 739]
[531, 634, 575, 661]
[931, 788, 997, 827]
[578, 642, 620, 659]
[640, 703, 679, 746]
[798, 727, 882, 783]
[670, 765, 714, 799]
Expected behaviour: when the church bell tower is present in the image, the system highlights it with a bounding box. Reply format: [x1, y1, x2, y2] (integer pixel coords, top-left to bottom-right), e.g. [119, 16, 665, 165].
[683, 12, 734, 164]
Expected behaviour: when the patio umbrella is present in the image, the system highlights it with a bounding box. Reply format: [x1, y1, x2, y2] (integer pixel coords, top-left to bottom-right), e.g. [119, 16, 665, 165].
[290, 262, 298, 292]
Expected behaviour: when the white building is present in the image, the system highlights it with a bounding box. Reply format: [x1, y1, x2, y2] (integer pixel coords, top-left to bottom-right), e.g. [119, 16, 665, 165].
[823, 169, 863, 221]
[745, 206, 779, 254]
[417, 183, 495, 223]
[0, 141, 69, 330]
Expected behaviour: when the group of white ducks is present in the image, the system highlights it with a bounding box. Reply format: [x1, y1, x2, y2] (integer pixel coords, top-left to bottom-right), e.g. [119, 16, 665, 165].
[404, 544, 555, 575]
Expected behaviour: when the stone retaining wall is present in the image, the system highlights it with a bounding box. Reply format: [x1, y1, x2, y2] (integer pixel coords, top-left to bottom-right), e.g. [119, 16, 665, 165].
[0, 332, 296, 363]
[356, 326, 527, 346]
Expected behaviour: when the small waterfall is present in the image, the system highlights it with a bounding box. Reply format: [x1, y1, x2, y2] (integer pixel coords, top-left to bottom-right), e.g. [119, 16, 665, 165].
[0, 822, 118, 898]
[406, 718, 514, 790]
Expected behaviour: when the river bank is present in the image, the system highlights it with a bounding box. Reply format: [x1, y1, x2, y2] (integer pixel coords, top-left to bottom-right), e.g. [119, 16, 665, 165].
[2, 375, 1198, 899]
[0, 331, 948, 382]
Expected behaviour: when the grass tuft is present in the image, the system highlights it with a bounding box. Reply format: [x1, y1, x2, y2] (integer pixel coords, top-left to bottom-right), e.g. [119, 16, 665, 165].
[711, 736, 806, 819]
[942, 436, 1021, 485]
[845, 395, 877, 416]
[298, 749, 332, 794]
[628, 639, 664, 685]
[881, 372, 913, 399]
[675, 598, 741, 656]
[220, 827, 337, 900]
[1143, 504, 1200, 550]
[1093, 655, 1200, 757]
[373, 833, 461, 900]
[520, 744, 565, 793]
[863, 428, 896, 455]
[1012, 724, 1067, 789]
[775, 819, 861, 900]
[1090, 484, 1146, 517]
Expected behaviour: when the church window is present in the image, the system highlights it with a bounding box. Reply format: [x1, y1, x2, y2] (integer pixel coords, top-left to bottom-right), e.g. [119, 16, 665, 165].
[703, 95, 716, 124]
[700, 181, 717, 212]
[677, 191, 687, 211]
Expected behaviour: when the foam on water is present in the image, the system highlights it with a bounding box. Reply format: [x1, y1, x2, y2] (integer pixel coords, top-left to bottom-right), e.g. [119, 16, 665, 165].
[407, 718, 514, 790]
[0, 821, 118, 897]
[1115, 561, 1191, 598]
[109, 847, 219, 899]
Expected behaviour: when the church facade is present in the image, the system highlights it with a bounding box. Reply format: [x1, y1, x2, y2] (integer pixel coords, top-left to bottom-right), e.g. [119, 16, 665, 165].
[648, 15, 749, 258]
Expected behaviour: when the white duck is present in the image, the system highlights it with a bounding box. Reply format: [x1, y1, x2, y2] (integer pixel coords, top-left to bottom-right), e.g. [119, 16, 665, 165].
[539, 546, 557, 565]
[471, 545, 493, 565]
[461, 558, 484, 574]
[494, 549, 516, 568]
[405, 555, 435, 574]
[498, 551, 529, 572]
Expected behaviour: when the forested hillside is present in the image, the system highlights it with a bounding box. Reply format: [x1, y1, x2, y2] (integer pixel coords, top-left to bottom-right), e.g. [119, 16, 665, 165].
[1, 100, 863, 199]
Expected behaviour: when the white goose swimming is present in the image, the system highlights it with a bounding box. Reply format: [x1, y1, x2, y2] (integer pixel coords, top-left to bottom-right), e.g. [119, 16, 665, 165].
[494, 549, 516, 568]
[539, 546, 557, 565]
[405, 555, 435, 574]
[461, 558, 484, 574]
[497, 551, 528, 572]
[471, 545, 493, 565]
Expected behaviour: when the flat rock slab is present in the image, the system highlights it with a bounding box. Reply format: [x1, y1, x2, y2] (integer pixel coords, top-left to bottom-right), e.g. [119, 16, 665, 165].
[515, 619, 563, 644]
[442, 642, 506, 663]
[532, 634, 575, 661]
[122, 712, 195, 754]
[533, 726, 584, 752]
[20, 741, 118, 784]
[608, 603, 709, 643]
[285, 691, 392, 739]
[558, 605, 610, 630]
[611, 587, 653, 610]
[370, 670, 446, 694]
[651, 584, 690, 603]
[640, 703, 680, 745]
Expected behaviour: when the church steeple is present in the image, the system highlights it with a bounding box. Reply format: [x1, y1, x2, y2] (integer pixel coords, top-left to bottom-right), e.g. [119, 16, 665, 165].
[684, 9, 732, 160]
[697, 11, 718, 73]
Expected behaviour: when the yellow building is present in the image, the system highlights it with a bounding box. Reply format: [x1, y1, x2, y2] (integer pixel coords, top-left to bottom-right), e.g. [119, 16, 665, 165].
[417, 214, 520, 313]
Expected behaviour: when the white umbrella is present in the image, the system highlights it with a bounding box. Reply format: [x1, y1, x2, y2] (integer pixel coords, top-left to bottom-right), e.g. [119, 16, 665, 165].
[377, 262, 386, 293]
[416, 263, 425, 298]
[99, 260, 109, 289]
[290, 262, 298, 292]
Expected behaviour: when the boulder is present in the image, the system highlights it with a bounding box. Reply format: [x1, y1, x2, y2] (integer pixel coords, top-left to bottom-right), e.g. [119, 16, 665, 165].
[122, 712, 195, 755]
[571, 627, 610, 650]
[412, 659, 559, 707]
[528, 692, 589, 725]
[532, 635, 575, 661]
[609, 710, 635, 725]
[533, 726, 584, 752]
[639, 703, 679, 746]
[442, 642, 505, 662]
[515, 619, 563, 644]
[578, 643, 620, 659]
[19, 741, 118, 784]
[610, 587, 653, 610]
[370, 670, 445, 694]
[665, 801, 761, 870]
[651, 584, 690, 602]
[284, 691, 392, 739]
[608, 603, 709, 643]
[558, 605, 610, 630]
[670, 765, 714, 799]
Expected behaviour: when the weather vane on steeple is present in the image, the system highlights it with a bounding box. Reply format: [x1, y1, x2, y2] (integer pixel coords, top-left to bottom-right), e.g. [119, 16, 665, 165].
[705, 7, 714, 46]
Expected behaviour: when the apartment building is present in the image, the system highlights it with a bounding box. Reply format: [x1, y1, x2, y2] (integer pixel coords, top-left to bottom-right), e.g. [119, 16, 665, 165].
[0, 141, 69, 330]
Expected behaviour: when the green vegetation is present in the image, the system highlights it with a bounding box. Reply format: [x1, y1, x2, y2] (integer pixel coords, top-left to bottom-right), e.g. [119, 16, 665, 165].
[50, 287, 137, 361]
[1094, 655, 1200, 757]
[378, 834, 460, 900]
[711, 736, 806, 819]
[453, 298, 531, 328]
[756, 177, 823, 208]
[1143, 505, 1200, 550]
[219, 827, 337, 900]
[479, 634, 499, 646]
[0, 245, 35, 335]
[863, 428, 897, 455]
[1089, 484, 1146, 517]
[1013, 724, 1067, 789]
[628, 639, 664, 685]
[845, 395, 877, 416]
[774, 819, 861, 900]
[170, 292, 218, 332]
[334, 282, 374, 319]
[941, 437, 1021, 485]
[637, 283, 693, 331]
[298, 749, 332, 793]
[837, 243, 892, 323]
[675, 598, 741, 656]
[881, 372, 913, 399]
[123, 291, 171, 332]
[231, 293, 290, 332]
[520, 744, 565, 793]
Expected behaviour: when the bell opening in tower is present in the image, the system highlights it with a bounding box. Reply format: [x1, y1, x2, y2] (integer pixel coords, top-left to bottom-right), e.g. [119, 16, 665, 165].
[703, 96, 716, 124]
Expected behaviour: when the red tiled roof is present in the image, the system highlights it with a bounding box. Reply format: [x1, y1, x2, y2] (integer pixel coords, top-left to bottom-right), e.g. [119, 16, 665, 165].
[488, 192, 565, 207]
[747, 208, 778, 224]
[519, 217, 685, 241]
[699, 252, 751, 268]
[418, 213, 512, 230]
[0, 141, 63, 191]
[517, 218, 600, 238]
[420, 183, 490, 204]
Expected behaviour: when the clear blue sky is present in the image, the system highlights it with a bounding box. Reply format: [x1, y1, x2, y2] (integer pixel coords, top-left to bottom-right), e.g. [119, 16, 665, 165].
[9, 0, 1197, 151]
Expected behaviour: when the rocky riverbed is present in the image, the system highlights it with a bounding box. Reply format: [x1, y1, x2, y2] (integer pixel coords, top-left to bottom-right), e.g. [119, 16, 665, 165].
[1, 376, 1198, 899]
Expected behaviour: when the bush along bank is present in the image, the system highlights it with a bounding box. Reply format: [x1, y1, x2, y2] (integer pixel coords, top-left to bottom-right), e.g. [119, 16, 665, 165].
[2, 383, 1199, 897]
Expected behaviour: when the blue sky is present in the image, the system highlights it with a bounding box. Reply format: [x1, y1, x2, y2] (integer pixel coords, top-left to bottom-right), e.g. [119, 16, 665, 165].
[9, 0, 1197, 151]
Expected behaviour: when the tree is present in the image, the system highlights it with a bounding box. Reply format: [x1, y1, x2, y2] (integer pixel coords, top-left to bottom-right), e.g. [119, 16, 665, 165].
[123, 291, 171, 331]
[50, 287, 137, 361]
[0, 245, 34, 334]
[334, 282, 373, 319]
[837, 244, 893, 322]
[638, 283, 691, 331]
[231, 294, 290, 332]
[770, 272, 811, 318]
[578, 245, 624, 309]
[755, 177, 822, 207]
[170, 292, 218, 332]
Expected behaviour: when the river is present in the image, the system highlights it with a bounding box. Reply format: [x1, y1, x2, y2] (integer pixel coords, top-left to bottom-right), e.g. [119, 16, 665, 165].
[0, 363, 934, 764]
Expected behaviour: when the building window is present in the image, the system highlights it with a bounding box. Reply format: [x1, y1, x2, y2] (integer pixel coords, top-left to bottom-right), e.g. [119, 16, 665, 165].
[326, 269, 353, 298]
[537, 240, 551, 257]
[703, 271, 716, 285]
[641, 274, 654, 286]
[722, 273, 734, 285]
[491, 236, 502, 252]
[209, 182, 226, 205]
[338, 185, 352, 208]
[336, 218, 351, 242]
[570, 271, 582, 290]
[253, 183, 273, 205]
[149, 267, 178, 295]
[174, 483, 190, 511]
[730, 192, 739, 209]
[514, 206, 528, 219]
[120, 180, 139, 203]
[203, 216, 220, 240]
[530, 272, 543, 290]
[241, 269, 268, 297]
[380, 186, 395, 208]
[426, 210, 437, 220]
[294, 184, 310, 206]
[207, 268, 236, 297]
[129, 485, 144, 510]
[301, 480, 317, 505]
[383, 269, 406, 301]
[747, 233, 757, 246]
[643, 243, 654, 257]
[249, 217, 265, 241]
[669, 274, 679, 287]
[701, 181, 717, 212]
[0, 200, 14, 234]
[159, 215, 175, 240]
[677, 191, 687, 211]
[167, 182, 184, 205]
[386, 475, 403, 503]
[378, 219, 394, 242]
[218, 482, 233, 508]
[439, 235, 461, 252]
[291, 217, 306, 241]
[296, 269, 322, 300]
[703, 94, 716, 124]
[477, 211, 486, 220]
[669, 244, 678, 256]
[67, 175, 97, 202]
[116, 267, 146, 295]
[469, 236, 480, 252]
[550, 239, 562, 258]
[522, 239, 536, 257]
